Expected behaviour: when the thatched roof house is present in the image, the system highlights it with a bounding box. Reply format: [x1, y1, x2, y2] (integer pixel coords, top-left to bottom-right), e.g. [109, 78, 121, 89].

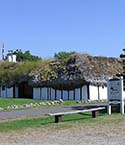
[0, 53, 122, 100]
[28, 54, 122, 90]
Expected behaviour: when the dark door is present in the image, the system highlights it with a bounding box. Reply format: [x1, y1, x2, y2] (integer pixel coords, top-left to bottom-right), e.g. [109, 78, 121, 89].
[18, 82, 33, 99]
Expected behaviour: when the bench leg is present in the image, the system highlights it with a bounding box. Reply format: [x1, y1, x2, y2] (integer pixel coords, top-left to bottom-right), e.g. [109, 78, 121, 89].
[92, 111, 97, 118]
[55, 115, 62, 123]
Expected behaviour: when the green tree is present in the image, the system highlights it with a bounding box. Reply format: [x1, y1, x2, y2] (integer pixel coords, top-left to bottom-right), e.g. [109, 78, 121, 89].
[54, 51, 76, 60]
[6, 49, 41, 62]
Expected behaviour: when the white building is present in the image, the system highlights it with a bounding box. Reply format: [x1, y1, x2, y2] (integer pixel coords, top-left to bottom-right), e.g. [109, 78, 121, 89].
[33, 85, 107, 101]
[8, 55, 16, 62]
[0, 53, 119, 101]
[0, 83, 107, 101]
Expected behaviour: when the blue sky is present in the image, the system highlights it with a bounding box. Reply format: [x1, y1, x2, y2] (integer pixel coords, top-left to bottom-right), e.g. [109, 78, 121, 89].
[0, 0, 124, 58]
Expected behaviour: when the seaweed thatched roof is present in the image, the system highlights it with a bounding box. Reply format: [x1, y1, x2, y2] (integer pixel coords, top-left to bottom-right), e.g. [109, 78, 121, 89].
[29, 53, 122, 89]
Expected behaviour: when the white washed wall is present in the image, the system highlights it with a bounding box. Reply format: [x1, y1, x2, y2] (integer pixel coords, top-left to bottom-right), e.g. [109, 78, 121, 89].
[89, 85, 98, 100]
[51, 88, 55, 100]
[41, 87, 47, 100]
[56, 90, 61, 100]
[82, 86, 88, 101]
[1, 87, 6, 98]
[69, 90, 74, 100]
[6, 87, 13, 98]
[32, 85, 107, 101]
[47, 88, 51, 100]
[15, 86, 18, 98]
[33, 88, 40, 100]
[63, 91, 68, 100]
[75, 88, 80, 100]
[123, 91, 125, 100]
[99, 86, 107, 100]
[1, 87, 13, 98]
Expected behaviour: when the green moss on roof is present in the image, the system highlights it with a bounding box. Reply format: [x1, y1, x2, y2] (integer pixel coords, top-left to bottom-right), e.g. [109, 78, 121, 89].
[0, 54, 122, 89]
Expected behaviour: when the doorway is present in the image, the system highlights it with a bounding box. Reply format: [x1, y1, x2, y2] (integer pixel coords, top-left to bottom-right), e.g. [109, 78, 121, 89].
[18, 82, 33, 99]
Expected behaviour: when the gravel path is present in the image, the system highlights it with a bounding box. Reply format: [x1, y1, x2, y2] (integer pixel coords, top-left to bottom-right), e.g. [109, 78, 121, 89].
[0, 107, 69, 119]
[0, 118, 125, 145]
[0, 106, 78, 120]
[0, 104, 106, 120]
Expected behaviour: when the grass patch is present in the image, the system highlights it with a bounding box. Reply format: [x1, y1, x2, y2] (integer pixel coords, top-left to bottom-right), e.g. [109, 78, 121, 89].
[0, 98, 79, 108]
[0, 98, 106, 111]
[0, 112, 98, 132]
[0, 98, 105, 108]
[0, 98, 41, 107]
[0, 116, 54, 132]
[0, 111, 123, 132]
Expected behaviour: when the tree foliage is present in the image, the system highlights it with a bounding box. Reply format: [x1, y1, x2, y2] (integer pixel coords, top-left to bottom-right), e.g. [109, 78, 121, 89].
[6, 49, 41, 62]
[54, 51, 76, 60]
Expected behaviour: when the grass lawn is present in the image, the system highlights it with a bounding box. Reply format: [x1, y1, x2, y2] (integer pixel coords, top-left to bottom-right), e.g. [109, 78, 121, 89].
[0, 98, 41, 107]
[0, 98, 84, 108]
[0, 98, 74, 111]
[0, 111, 124, 145]
[0, 111, 124, 132]
[0, 98, 76, 107]
[0, 98, 107, 132]
[0, 98, 105, 111]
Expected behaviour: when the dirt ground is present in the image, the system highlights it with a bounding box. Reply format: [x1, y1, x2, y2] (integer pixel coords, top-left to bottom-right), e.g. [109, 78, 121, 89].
[0, 117, 125, 145]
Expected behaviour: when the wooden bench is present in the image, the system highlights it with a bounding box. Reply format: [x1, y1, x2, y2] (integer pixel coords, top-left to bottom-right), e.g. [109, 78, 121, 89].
[46, 106, 106, 123]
